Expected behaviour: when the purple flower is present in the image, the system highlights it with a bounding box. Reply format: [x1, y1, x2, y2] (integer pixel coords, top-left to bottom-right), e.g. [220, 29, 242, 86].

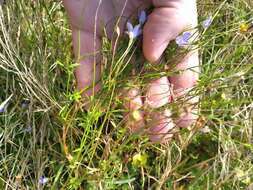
[0, 94, 13, 113]
[39, 176, 48, 185]
[202, 17, 212, 29]
[175, 31, 192, 47]
[23, 126, 32, 133]
[21, 99, 30, 109]
[138, 10, 147, 25]
[127, 22, 142, 39]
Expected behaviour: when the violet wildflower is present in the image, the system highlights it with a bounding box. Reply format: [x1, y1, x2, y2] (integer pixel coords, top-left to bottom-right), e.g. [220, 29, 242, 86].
[175, 31, 192, 47]
[138, 10, 147, 25]
[202, 17, 212, 29]
[21, 99, 30, 109]
[0, 94, 13, 113]
[23, 126, 32, 133]
[39, 176, 48, 185]
[127, 22, 142, 39]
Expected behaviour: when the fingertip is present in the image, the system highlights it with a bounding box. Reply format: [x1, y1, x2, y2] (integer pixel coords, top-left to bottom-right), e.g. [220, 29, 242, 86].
[175, 96, 199, 128]
[142, 7, 185, 63]
[147, 109, 175, 143]
[145, 76, 172, 109]
[176, 109, 199, 128]
[143, 43, 167, 63]
[143, 28, 168, 63]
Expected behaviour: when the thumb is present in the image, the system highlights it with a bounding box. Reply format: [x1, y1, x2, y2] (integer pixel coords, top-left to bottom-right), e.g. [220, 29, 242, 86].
[143, 0, 198, 62]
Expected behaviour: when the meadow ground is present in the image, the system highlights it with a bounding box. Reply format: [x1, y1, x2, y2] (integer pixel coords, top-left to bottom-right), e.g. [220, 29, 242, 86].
[0, 0, 253, 189]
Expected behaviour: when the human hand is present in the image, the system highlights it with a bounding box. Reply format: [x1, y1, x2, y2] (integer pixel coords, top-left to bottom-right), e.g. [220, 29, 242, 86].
[63, 0, 199, 142]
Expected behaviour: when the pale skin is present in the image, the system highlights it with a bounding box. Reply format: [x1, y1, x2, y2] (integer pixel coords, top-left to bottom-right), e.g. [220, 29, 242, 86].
[63, 0, 199, 142]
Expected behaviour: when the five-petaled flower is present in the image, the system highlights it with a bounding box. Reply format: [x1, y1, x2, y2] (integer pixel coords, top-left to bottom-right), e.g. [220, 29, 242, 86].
[39, 176, 48, 185]
[127, 22, 142, 39]
[23, 126, 32, 133]
[126, 10, 147, 39]
[21, 99, 30, 109]
[202, 16, 212, 29]
[239, 23, 250, 33]
[132, 153, 148, 167]
[175, 31, 192, 47]
[138, 10, 147, 25]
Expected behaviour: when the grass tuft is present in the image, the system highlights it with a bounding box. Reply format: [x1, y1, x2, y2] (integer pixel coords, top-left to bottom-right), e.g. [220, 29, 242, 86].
[0, 0, 253, 189]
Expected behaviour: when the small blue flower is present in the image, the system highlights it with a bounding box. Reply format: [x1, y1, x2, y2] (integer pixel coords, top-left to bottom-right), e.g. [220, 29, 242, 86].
[23, 126, 32, 133]
[39, 176, 48, 185]
[127, 22, 142, 39]
[202, 17, 212, 29]
[21, 99, 30, 109]
[0, 94, 13, 113]
[175, 31, 192, 47]
[138, 10, 147, 25]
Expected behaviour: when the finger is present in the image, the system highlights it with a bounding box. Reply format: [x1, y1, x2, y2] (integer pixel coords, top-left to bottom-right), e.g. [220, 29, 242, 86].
[147, 109, 175, 143]
[143, 0, 197, 62]
[144, 76, 175, 142]
[145, 76, 172, 108]
[165, 0, 199, 128]
[169, 51, 199, 128]
[123, 88, 145, 133]
[174, 98, 199, 128]
[63, 0, 114, 34]
[72, 28, 102, 99]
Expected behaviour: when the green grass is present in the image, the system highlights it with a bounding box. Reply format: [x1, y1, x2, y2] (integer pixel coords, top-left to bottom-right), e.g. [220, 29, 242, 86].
[1, 0, 253, 189]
